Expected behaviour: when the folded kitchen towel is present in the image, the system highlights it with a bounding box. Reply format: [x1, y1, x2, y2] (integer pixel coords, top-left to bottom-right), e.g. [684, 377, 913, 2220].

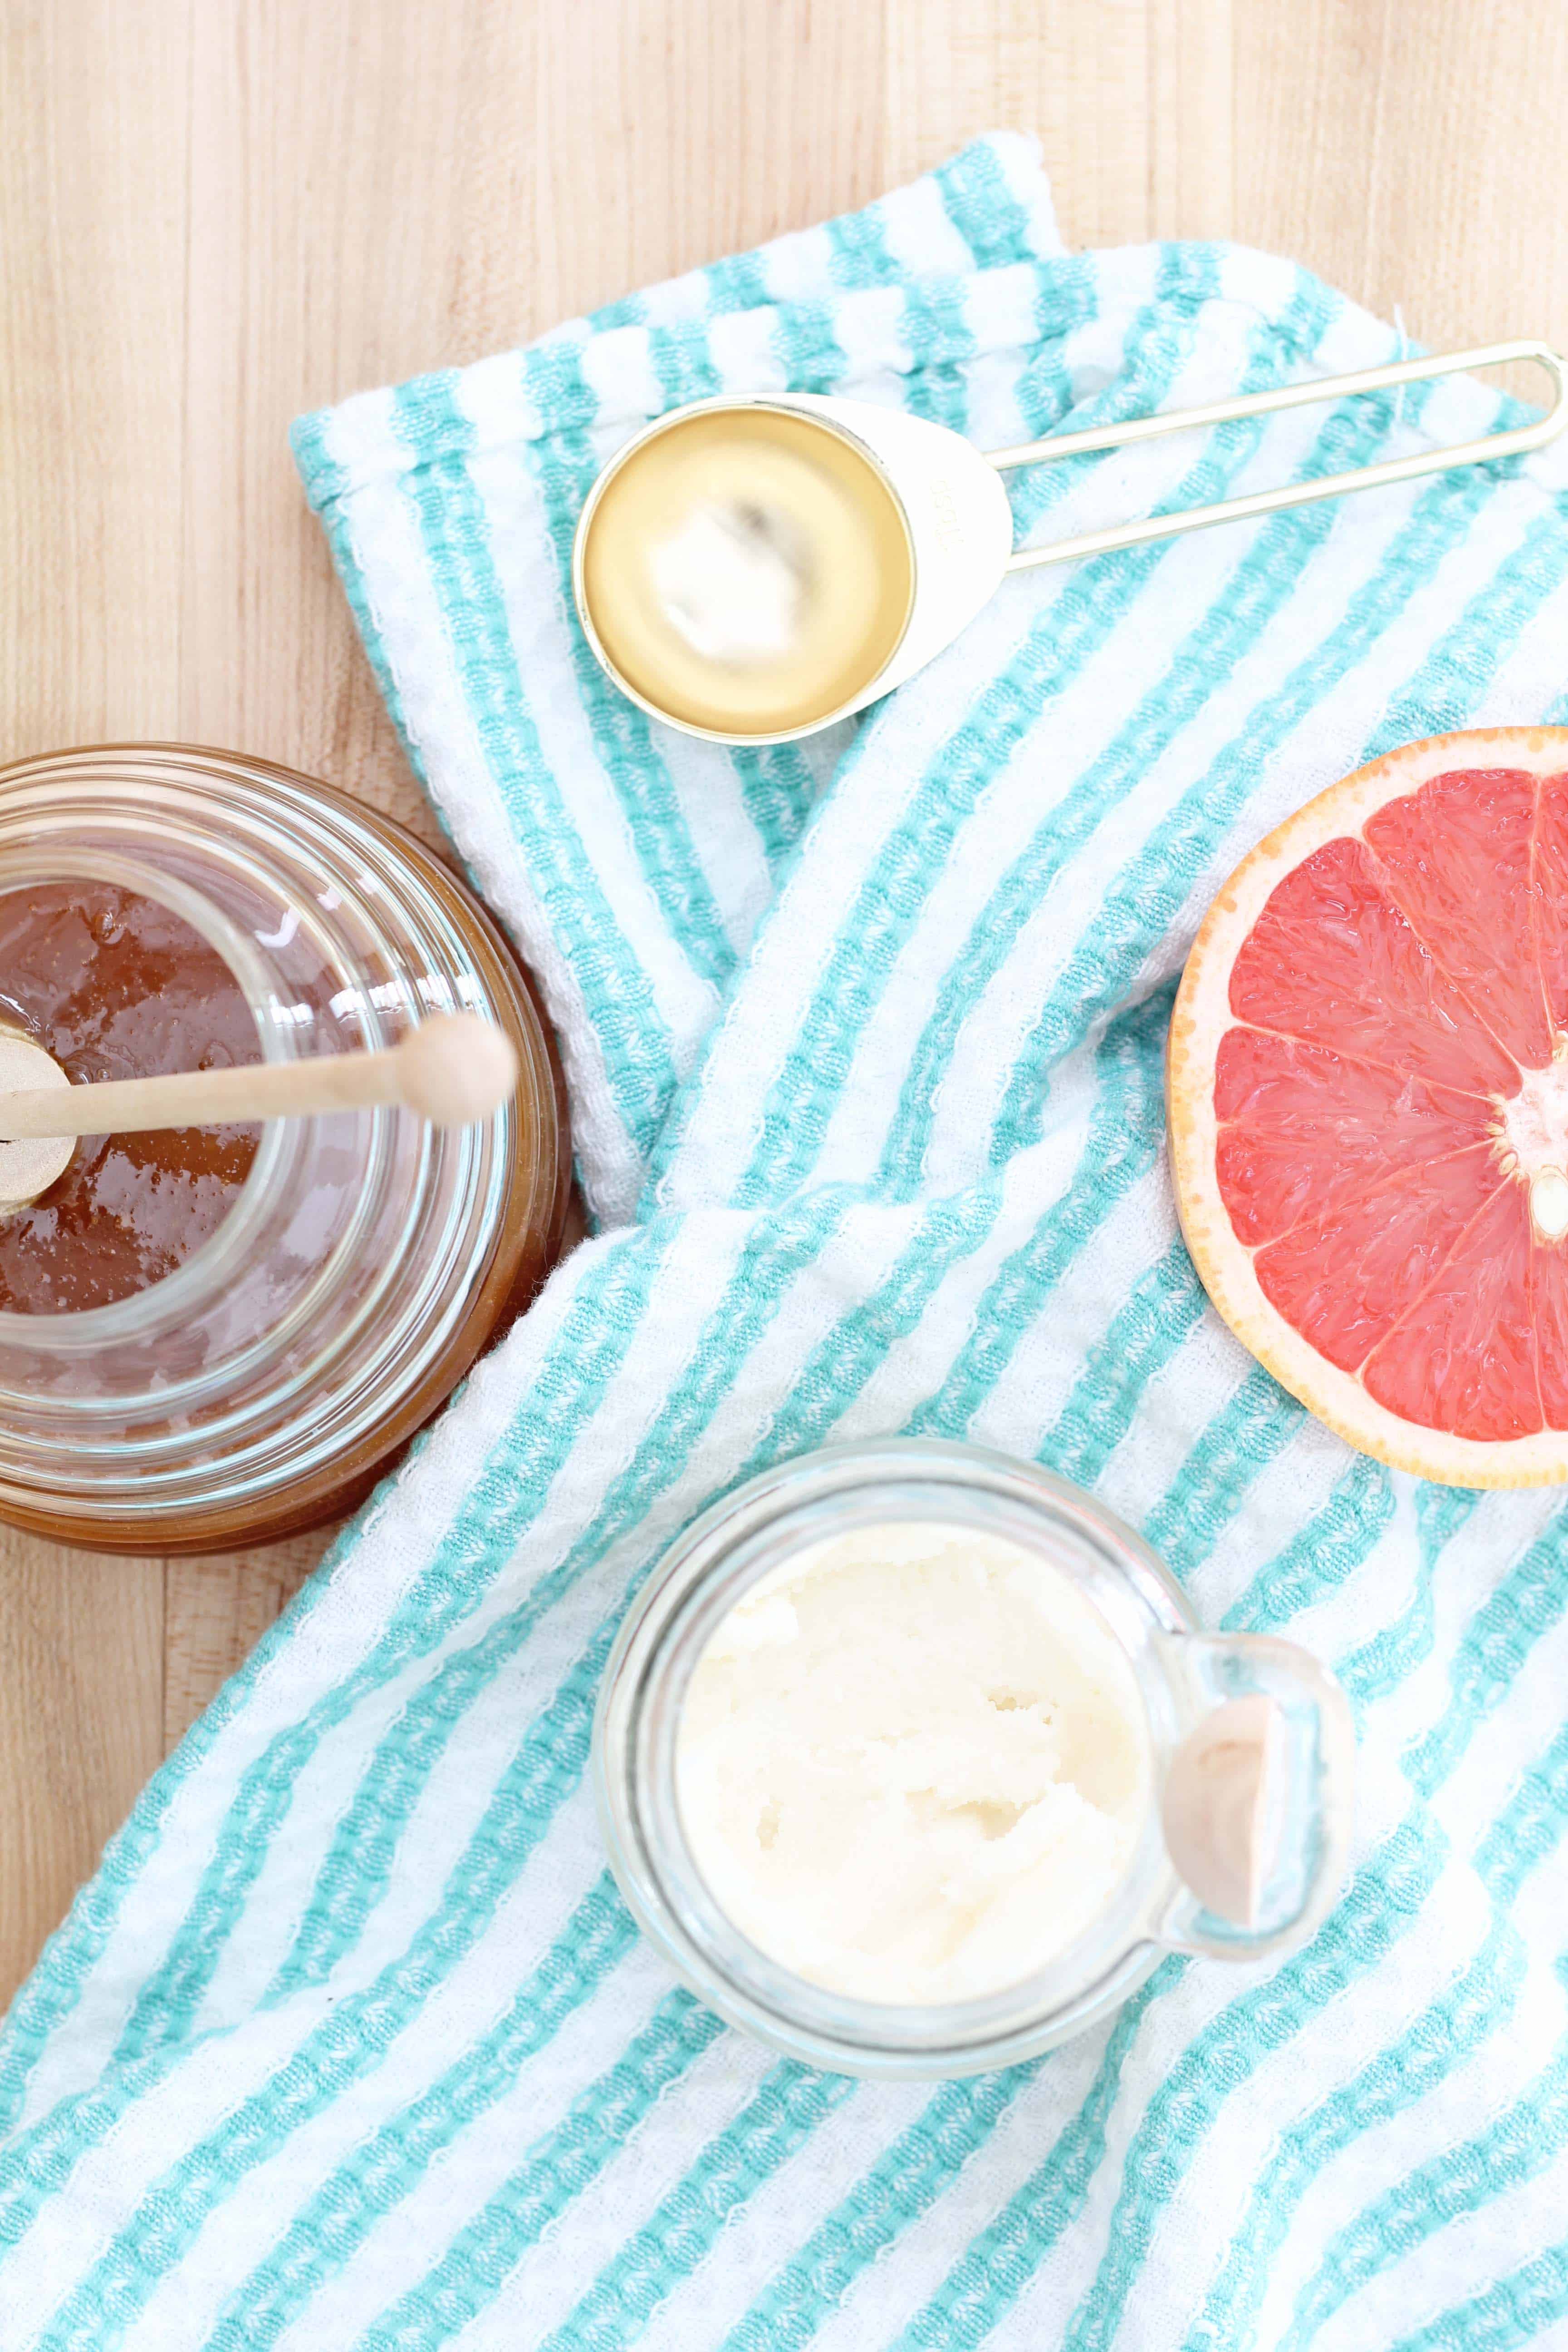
[8, 132, 1568, 2352]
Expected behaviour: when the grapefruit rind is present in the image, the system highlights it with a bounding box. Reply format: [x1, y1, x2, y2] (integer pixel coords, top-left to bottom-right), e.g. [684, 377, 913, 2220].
[1168, 726, 1568, 1489]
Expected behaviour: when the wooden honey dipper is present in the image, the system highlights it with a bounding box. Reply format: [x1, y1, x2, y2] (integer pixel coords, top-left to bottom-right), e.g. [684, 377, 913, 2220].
[0, 1013, 519, 1213]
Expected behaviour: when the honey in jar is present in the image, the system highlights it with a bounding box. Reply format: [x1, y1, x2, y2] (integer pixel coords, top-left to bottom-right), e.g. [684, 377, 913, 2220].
[0, 883, 261, 1315]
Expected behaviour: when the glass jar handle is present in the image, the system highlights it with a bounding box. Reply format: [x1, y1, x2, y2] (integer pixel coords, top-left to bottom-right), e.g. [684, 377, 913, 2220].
[1156, 1632, 1355, 1962]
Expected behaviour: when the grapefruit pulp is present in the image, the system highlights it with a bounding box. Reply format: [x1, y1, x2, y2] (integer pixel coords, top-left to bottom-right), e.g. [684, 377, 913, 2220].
[1168, 728, 1568, 1486]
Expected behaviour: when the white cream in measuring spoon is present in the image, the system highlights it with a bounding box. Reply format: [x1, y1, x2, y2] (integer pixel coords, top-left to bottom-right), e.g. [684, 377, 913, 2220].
[674, 1520, 1152, 2005]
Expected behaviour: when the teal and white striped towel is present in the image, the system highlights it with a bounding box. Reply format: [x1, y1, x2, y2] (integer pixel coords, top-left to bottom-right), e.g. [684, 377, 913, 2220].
[7, 132, 1568, 2352]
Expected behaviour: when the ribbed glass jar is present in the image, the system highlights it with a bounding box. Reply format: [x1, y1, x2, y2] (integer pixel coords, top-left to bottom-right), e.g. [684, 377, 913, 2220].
[0, 745, 570, 1553]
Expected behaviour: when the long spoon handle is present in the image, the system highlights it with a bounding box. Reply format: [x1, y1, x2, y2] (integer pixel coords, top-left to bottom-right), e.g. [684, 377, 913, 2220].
[989, 339, 1568, 573]
[0, 1014, 519, 1140]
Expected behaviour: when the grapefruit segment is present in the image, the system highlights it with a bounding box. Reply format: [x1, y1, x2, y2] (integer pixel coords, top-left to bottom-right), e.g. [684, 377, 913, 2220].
[1531, 773, 1568, 1031]
[1169, 728, 1568, 1486]
[1214, 1028, 1496, 1247]
[1362, 767, 1554, 1068]
[1254, 1148, 1504, 1376]
[1226, 835, 1521, 1098]
[1531, 1241, 1568, 1430]
[1361, 1184, 1539, 1443]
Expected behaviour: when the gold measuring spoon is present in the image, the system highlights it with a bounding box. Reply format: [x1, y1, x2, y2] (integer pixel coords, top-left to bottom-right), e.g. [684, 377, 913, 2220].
[574, 341, 1568, 745]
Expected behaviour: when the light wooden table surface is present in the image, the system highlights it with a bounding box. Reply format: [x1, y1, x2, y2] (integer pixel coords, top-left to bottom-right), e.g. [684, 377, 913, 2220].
[3, 0, 1566, 2006]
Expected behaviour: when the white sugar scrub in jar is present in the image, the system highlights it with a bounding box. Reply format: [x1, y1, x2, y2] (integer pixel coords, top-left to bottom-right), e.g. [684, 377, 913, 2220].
[594, 1441, 1354, 2079]
[674, 1521, 1150, 2004]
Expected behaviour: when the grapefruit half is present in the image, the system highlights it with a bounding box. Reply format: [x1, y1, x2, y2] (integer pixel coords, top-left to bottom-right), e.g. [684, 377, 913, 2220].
[1169, 727, 1568, 1487]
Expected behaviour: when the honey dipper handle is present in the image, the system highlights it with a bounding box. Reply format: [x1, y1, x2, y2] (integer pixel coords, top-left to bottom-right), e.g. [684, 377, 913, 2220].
[0, 1014, 520, 1140]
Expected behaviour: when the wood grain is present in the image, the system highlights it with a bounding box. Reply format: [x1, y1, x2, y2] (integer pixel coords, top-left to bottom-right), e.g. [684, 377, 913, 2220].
[1235, 0, 1568, 363]
[0, 1532, 162, 1991]
[1, 0, 1564, 2006]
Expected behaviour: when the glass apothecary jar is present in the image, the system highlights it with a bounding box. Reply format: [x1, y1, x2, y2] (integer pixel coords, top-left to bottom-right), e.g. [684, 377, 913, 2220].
[594, 1440, 1354, 2080]
[0, 745, 569, 1554]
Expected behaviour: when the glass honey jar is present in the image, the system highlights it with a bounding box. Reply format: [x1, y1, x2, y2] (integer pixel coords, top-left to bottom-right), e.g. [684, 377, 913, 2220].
[0, 745, 570, 1554]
